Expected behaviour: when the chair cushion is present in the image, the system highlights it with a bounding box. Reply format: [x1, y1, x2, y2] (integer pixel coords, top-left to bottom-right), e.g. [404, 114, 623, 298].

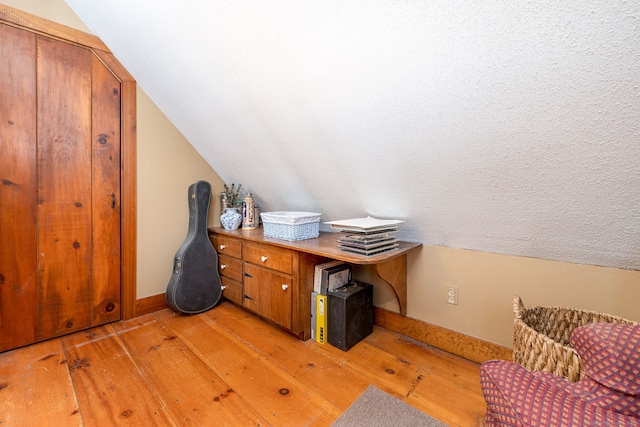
[480, 360, 640, 426]
[565, 378, 640, 417]
[571, 323, 640, 395]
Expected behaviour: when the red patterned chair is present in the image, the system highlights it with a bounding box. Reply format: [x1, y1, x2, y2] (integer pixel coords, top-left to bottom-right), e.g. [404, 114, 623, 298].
[480, 323, 640, 426]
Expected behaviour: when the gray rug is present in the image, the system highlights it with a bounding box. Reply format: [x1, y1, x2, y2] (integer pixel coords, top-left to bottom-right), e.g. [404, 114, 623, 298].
[331, 385, 447, 427]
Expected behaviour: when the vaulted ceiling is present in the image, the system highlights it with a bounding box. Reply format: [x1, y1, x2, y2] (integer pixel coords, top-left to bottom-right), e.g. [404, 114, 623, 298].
[64, 0, 640, 270]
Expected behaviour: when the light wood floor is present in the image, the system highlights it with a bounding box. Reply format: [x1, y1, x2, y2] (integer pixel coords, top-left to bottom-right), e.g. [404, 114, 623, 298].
[0, 301, 487, 427]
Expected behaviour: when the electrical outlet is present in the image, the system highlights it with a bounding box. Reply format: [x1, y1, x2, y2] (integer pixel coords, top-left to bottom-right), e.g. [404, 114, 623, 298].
[446, 285, 459, 305]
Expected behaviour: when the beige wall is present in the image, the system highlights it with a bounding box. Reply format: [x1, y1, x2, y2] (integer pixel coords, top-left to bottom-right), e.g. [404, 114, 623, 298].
[136, 88, 225, 298]
[360, 246, 640, 348]
[2, 0, 90, 32]
[8, 0, 639, 349]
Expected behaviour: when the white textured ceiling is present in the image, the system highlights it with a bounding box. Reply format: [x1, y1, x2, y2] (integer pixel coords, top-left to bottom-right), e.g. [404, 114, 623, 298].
[64, 0, 640, 270]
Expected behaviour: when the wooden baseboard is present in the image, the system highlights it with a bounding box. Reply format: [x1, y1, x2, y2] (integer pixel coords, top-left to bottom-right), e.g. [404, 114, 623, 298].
[135, 293, 169, 317]
[374, 307, 512, 364]
[133, 293, 511, 364]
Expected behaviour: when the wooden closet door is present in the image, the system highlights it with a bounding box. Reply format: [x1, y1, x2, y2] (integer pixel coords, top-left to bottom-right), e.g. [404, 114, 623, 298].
[0, 24, 38, 351]
[0, 24, 122, 351]
[36, 35, 94, 339]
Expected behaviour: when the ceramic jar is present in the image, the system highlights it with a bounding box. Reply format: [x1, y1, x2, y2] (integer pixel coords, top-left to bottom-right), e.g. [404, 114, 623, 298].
[220, 207, 242, 230]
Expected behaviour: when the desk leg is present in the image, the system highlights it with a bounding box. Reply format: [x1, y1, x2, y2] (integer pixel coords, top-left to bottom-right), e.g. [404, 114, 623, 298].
[374, 255, 407, 316]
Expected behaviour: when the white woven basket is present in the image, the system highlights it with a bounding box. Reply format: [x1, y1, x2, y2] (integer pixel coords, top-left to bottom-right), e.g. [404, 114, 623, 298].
[260, 211, 321, 241]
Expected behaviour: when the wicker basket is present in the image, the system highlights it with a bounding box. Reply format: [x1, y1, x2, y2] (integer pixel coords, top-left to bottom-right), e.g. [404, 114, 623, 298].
[512, 295, 637, 382]
[260, 211, 321, 241]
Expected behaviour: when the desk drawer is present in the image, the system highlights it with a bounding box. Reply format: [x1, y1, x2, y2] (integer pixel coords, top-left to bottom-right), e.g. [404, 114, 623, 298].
[221, 277, 242, 306]
[218, 254, 242, 281]
[244, 243, 293, 275]
[211, 236, 242, 259]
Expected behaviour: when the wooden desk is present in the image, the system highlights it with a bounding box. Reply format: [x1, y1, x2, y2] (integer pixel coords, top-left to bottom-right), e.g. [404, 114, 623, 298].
[209, 227, 421, 339]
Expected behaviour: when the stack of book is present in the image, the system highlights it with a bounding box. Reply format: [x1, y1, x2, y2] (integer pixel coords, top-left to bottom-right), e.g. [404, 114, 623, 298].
[311, 261, 352, 344]
[325, 217, 404, 257]
[310, 261, 373, 350]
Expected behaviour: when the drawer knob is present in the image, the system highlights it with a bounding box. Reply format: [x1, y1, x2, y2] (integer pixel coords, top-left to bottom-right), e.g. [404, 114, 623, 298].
[220, 264, 227, 270]
[261, 256, 268, 262]
[219, 244, 226, 250]
[281, 284, 288, 291]
[221, 285, 226, 290]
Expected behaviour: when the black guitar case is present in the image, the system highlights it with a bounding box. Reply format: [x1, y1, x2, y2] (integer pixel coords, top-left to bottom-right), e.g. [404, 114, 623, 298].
[166, 180, 222, 314]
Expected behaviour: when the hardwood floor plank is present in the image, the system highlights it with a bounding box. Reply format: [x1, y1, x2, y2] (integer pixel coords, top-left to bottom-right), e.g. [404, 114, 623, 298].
[154, 308, 342, 426]
[365, 331, 486, 426]
[205, 302, 487, 426]
[61, 325, 175, 426]
[364, 326, 483, 395]
[407, 370, 486, 427]
[112, 314, 268, 426]
[0, 339, 81, 426]
[316, 329, 425, 395]
[312, 322, 486, 426]
[0, 301, 488, 426]
[203, 301, 373, 411]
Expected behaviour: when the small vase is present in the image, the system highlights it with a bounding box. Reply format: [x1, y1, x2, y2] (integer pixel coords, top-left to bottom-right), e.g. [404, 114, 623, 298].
[221, 208, 242, 230]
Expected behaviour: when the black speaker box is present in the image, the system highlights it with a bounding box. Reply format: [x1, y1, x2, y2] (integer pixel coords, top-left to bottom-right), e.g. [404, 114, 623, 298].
[327, 282, 373, 351]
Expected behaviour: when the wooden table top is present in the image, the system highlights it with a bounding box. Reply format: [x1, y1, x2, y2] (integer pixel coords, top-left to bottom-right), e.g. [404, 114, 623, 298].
[209, 227, 421, 265]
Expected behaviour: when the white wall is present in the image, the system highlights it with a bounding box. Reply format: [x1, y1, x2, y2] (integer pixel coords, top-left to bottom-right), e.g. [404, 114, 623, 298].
[64, 0, 640, 272]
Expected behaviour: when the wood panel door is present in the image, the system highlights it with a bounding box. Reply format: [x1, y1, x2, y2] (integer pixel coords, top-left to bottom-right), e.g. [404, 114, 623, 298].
[242, 263, 268, 315]
[0, 23, 38, 351]
[0, 23, 122, 351]
[269, 273, 292, 330]
[242, 264, 292, 330]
